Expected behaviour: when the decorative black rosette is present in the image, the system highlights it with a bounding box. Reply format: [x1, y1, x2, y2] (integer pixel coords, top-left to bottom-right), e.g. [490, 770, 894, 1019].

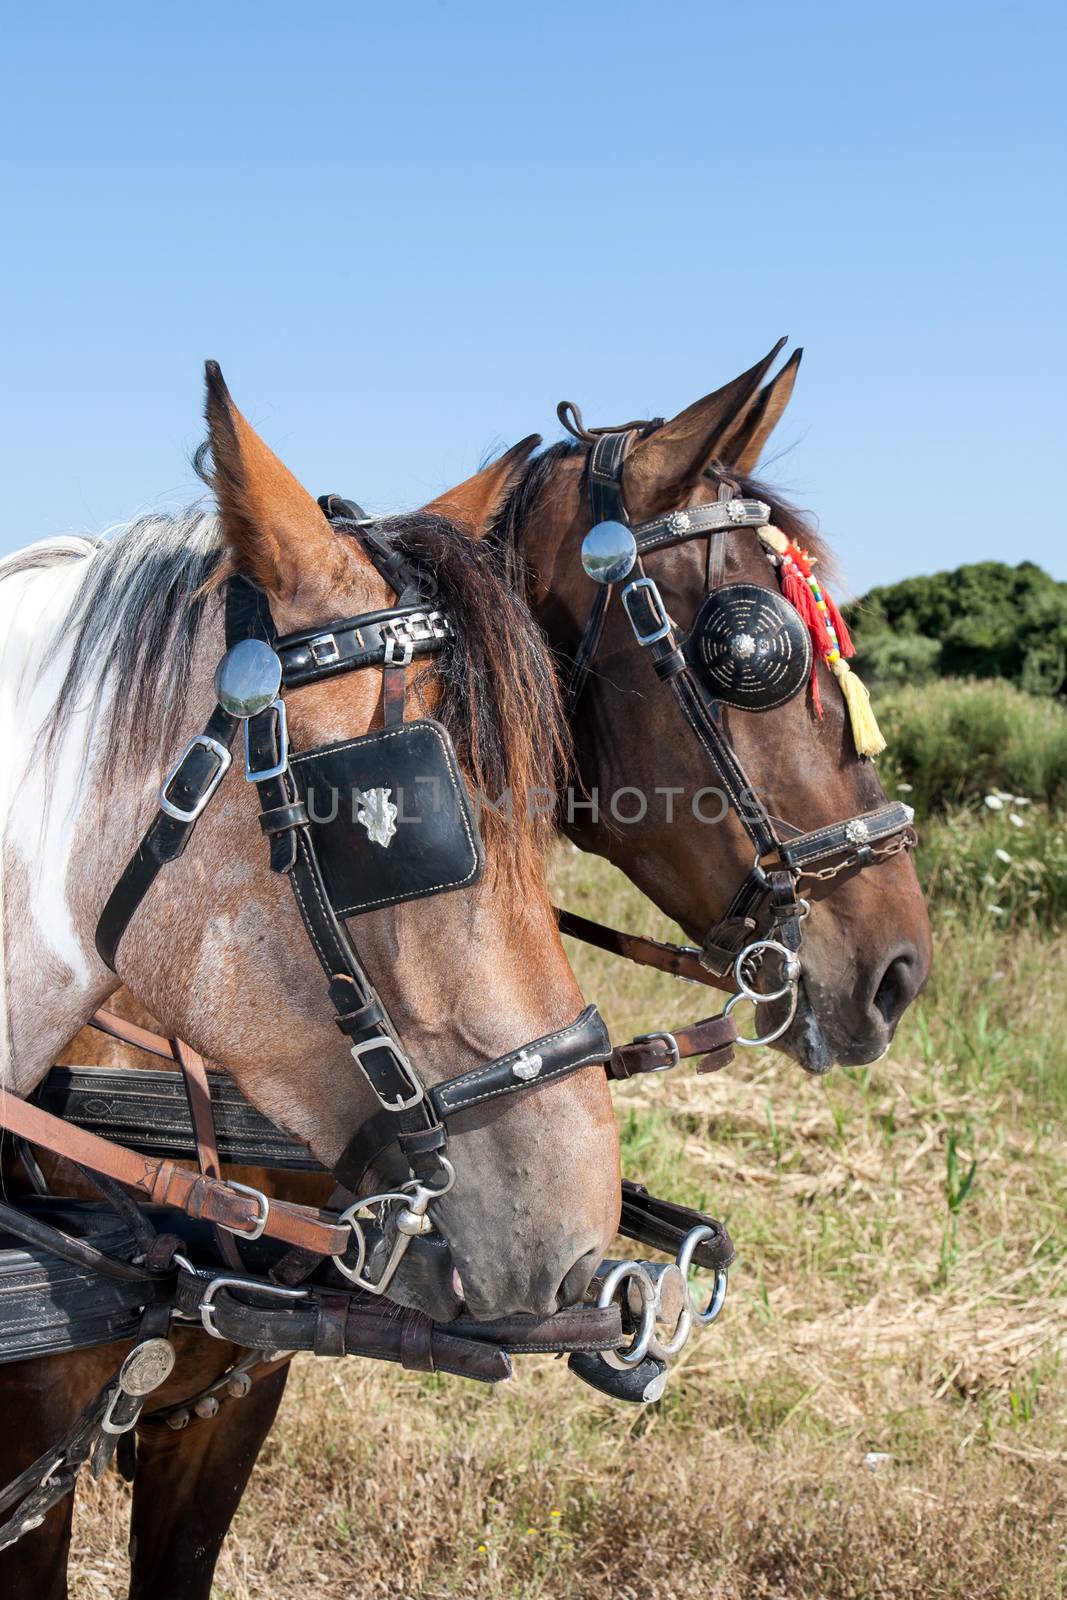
[687, 583, 813, 711]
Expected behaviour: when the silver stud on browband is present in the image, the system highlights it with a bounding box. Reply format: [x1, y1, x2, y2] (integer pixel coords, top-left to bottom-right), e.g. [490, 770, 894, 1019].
[215, 639, 283, 719]
[581, 520, 638, 585]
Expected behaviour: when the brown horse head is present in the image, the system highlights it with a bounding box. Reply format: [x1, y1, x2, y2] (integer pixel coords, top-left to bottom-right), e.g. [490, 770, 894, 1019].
[428, 345, 931, 1072]
[51, 366, 620, 1320]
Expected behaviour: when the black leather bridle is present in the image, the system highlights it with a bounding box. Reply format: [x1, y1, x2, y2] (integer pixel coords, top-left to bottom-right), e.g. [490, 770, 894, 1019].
[559, 420, 916, 1045]
[95, 523, 611, 1295]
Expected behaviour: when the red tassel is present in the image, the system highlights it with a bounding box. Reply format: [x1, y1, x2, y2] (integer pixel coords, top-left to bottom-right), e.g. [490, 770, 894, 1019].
[780, 559, 832, 655]
[809, 663, 823, 718]
[822, 589, 855, 658]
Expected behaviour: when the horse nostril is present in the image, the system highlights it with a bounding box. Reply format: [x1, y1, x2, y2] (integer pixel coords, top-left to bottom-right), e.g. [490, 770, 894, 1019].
[873, 950, 920, 1028]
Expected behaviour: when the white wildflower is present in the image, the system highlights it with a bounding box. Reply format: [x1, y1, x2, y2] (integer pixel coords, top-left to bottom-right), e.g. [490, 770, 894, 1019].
[1012, 796, 1032, 807]
[1009, 813, 1025, 828]
[984, 795, 1004, 811]
[896, 783, 913, 793]
[994, 848, 1012, 864]
[988, 905, 1005, 916]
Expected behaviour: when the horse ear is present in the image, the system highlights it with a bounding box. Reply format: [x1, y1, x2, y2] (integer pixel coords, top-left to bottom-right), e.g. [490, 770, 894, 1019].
[424, 435, 542, 536]
[204, 361, 344, 602]
[622, 339, 788, 518]
[720, 348, 803, 476]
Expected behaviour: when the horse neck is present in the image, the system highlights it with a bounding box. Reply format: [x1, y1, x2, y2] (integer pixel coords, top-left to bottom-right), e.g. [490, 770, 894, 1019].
[0, 547, 193, 1092]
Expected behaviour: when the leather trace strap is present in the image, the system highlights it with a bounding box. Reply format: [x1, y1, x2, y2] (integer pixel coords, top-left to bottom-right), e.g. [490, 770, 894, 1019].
[0, 1092, 349, 1256]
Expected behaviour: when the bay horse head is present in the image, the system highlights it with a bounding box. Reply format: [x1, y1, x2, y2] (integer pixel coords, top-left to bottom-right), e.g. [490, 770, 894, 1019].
[0, 365, 619, 1320]
[428, 343, 932, 1071]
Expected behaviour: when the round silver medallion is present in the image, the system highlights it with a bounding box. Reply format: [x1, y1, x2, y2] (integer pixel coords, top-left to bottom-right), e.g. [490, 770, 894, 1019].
[118, 1337, 176, 1396]
[581, 520, 638, 585]
[214, 638, 283, 719]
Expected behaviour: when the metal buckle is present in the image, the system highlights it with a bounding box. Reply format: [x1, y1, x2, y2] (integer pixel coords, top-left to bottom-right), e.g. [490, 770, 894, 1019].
[243, 700, 289, 783]
[621, 577, 673, 645]
[349, 1035, 425, 1111]
[383, 636, 415, 666]
[309, 633, 340, 666]
[219, 1181, 270, 1240]
[632, 1030, 681, 1071]
[194, 1275, 312, 1339]
[100, 1385, 140, 1437]
[159, 736, 232, 822]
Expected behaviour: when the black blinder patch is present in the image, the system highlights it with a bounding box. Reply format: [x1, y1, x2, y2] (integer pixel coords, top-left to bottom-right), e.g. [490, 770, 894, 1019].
[290, 719, 484, 917]
[686, 583, 813, 712]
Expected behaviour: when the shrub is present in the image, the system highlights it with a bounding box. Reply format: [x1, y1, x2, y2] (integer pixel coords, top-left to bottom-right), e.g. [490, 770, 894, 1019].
[874, 679, 1067, 816]
[845, 561, 1067, 695]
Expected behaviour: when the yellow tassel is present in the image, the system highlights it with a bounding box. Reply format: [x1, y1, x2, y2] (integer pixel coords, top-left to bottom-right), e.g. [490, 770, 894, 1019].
[829, 658, 886, 758]
[758, 525, 789, 555]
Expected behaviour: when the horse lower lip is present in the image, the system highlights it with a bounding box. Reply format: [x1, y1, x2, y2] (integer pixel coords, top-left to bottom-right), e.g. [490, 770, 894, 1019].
[451, 1268, 465, 1300]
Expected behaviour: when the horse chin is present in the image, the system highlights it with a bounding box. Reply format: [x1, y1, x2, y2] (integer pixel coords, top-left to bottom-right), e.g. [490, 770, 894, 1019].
[776, 984, 836, 1075]
[772, 982, 894, 1074]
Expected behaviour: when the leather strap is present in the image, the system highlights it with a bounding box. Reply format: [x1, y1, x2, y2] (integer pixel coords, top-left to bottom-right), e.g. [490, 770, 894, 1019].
[618, 1181, 735, 1273]
[174, 1038, 245, 1271]
[608, 1013, 736, 1078]
[557, 908, 717, 987]
[95, 703, 240, 969]
[335, 1004, 610, 1193]
[275, 605, 449, 688]
[0, 1093, 349, 1255]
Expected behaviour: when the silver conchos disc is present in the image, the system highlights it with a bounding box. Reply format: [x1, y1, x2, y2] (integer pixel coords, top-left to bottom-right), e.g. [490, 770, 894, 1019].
[689, 583, 812, 712]
[214, 639, 283, 719]
[118, 1337, 176, 1396]
[581, 520, 638, 585]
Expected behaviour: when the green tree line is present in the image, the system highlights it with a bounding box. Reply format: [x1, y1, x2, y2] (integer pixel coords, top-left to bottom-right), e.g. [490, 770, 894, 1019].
[843, 561, 1067, 696]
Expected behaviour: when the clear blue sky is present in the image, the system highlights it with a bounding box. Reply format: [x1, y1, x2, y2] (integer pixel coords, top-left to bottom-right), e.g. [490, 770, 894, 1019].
[2, 1, 1063, 595]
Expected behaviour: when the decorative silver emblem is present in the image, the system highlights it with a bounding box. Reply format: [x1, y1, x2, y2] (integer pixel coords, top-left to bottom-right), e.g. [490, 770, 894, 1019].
[355, 788, 399, 848]
[214, 639, 283, 719]
[731, 632, 757, 659]
[845, 819, 870, 846]
[669, 509, 692, 535]
[727, 498, 748, 523]
[581, 521, 638, 585]
[119, 1337, 176, 1396]
[511, 1050, 544, 1082]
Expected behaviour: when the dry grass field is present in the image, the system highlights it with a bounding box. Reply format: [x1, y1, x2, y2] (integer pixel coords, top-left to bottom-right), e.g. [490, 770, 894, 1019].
[68, 845, 1067, 1599]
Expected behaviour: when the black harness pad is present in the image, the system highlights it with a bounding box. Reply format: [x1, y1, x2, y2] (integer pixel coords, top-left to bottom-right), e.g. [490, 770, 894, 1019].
[290, 719, 484, 917]
[686, 582, 812, 712]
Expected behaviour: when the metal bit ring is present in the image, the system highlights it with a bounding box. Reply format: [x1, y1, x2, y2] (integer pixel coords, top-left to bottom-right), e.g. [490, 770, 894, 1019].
[596, 1261, 658, 1370]
[676, 1225, 729, 1326]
